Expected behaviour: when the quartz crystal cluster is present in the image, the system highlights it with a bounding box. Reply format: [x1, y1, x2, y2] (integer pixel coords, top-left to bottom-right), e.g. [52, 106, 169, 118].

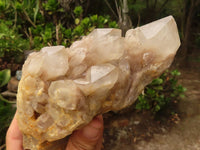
[17, 16, 180, 150]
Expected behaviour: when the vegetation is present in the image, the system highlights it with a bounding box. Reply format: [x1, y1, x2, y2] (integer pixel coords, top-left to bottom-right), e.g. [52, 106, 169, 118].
[0, 69, 16, 146]
[0, 21, 29, 58]
[0, 0, 199, 57]
[0, 0, 118, 54]
[136, 70, 186, 114]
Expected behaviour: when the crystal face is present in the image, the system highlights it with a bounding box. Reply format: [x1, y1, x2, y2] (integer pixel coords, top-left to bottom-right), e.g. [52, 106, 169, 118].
[17, 16, 181, 150]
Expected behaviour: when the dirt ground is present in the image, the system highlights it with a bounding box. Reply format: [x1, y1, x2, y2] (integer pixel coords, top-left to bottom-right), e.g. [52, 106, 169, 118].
[102, 51, 200, 150]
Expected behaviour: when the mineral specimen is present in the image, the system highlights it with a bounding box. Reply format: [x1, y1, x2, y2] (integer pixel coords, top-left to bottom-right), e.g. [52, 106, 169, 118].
[17, 16, 180, 150]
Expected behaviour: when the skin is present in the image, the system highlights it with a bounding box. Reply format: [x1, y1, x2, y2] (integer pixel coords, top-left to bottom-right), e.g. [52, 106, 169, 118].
[6, 113, 104, 150]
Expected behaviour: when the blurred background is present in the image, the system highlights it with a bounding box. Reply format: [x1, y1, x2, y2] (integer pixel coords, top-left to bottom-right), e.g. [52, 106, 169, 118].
[0, 0, 199, 149]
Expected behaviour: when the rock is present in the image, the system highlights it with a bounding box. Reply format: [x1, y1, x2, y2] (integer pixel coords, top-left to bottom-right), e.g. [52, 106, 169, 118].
[16, 16, 180, 150]
[16, 70, 22, 81]
[111, 119, 130, 128]
[7, 77, 19, 92]
[118, 119, 130, 127]
[1, 90, 17, 97]
[133, 121, 140, 125]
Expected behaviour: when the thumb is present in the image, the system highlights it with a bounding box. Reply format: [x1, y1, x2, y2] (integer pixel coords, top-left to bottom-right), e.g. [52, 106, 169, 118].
[6, 112, 23, 150]
[66, 115, 104, 150]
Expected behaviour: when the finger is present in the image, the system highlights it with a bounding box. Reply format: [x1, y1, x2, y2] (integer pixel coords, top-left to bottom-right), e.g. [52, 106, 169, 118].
[66, 115, 104, 150]
[6, 113, 23, 150]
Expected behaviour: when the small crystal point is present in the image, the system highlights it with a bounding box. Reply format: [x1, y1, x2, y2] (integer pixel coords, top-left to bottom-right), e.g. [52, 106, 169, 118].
[126, 16, 181, 60]
[90, 64, 116, 83]
[17, 16, 180, 150]
[88, 28, 122, 37]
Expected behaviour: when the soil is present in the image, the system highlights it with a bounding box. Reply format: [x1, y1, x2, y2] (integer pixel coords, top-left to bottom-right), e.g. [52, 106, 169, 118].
[102, 50, 200, 150]
[0, 57, 22, 76]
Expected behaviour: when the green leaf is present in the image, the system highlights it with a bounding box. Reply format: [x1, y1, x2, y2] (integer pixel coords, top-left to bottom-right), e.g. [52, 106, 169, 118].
[146, 88, 156, 96]
[15, 1, 23, 11]
[103, 19, 108, 24]
[34, 0, 39, 23]
[73, 25, 84, 36]
[88, 26, 95, 32]
[170, 93, 175, 97]
[171, 69, 181, 76]
[81, 17, 90, 27]
[180, 94, 185, 98]
[0, 51, 4, 57]
[135, 103, 142, 110]
[154, 86, 163, 91]
[75, 18, 80, 25]
[0, 0, 6, 10]
[90, 15, 98, 23]
[183, 87, 187, 92]
[151, 78, 163, 85]
[74, 6, 83, 17]
[64, 28, 72, 38]
[0, 33, 6, 38]
[58, 8, 64, 12]
[176, 85, 187, 93]
[108, 21, 118, 28]
[155, 105, 161, 112]
[0, 69, 11, 87]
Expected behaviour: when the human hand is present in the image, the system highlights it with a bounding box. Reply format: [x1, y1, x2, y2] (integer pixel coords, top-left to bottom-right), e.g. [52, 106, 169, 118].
[6, 112, 104, 150]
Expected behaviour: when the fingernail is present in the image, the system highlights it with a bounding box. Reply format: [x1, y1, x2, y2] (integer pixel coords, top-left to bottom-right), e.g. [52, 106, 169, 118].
[82, 125, 100, 139]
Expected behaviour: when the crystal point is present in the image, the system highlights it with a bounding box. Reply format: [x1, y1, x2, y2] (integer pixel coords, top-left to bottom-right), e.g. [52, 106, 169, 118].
[17, 16, 180, 150]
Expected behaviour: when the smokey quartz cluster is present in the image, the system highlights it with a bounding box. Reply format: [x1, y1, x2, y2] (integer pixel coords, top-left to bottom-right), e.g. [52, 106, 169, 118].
[17, 16, 180, 150]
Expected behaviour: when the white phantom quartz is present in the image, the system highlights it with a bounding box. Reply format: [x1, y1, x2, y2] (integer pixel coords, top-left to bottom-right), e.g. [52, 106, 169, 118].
[17, 16, 181, 150]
